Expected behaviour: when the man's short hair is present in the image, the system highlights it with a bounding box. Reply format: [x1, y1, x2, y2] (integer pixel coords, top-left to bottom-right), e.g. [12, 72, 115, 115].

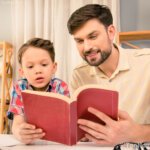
[67, 4, 113, 34]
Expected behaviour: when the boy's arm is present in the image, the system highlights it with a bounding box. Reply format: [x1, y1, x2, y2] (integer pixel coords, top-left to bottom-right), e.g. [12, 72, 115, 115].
[12, 115, 45, 144]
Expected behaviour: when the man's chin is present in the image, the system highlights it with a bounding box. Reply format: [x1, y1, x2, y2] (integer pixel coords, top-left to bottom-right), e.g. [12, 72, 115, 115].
[86, 61, 101, 66]
[84, 58, 101, 66]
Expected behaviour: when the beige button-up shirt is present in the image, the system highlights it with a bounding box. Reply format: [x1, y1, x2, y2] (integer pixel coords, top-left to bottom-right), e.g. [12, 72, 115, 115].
[70, 46, 150, 124]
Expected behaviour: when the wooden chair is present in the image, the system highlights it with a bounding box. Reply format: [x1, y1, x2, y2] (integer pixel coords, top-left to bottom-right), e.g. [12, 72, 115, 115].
[0, 42, 13, 133]
[116, 30, 150, 48]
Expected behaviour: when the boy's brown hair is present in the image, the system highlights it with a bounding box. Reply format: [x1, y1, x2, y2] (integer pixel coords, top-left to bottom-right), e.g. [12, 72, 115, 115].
[18, 38, 55, 64]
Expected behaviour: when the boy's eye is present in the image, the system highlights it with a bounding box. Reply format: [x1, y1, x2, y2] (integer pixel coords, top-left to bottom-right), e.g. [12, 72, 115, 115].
[42, 64, 48, 66]
[27, 66, 33, 69]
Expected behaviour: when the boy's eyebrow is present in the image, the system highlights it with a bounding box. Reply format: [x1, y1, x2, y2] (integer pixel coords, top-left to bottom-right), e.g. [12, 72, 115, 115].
[24, 59, 50, 64]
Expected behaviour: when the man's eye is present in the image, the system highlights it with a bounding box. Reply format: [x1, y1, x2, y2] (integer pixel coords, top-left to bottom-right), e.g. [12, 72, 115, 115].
[76, 40, 83, 44]
[90, 35, 97, 39]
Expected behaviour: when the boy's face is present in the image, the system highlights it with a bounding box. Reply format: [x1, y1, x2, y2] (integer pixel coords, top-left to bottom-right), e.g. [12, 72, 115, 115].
[20, 47, 57, 91]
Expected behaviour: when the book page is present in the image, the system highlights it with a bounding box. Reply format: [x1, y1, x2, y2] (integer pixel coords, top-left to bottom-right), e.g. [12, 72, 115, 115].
[22, 90, 74, 104]
[72, 84, 116, 100]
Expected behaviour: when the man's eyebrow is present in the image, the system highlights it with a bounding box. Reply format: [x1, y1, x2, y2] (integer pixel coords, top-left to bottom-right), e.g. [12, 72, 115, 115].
[74, 31, 98, 40]
[74, 37, 82, 41]
[88, 31, 97, 36]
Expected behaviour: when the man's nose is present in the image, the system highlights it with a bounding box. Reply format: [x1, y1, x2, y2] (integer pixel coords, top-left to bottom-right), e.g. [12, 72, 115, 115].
[83, 40, 92, 51]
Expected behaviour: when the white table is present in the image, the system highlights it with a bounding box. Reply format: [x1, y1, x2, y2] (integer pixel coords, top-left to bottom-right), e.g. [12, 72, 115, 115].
[0, 134, 114, 150]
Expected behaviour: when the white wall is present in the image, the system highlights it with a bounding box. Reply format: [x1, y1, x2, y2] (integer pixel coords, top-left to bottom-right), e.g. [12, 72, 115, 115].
[0, 0, 12, 42]
[120, 0, 150, 31]
[0, 0, 12, 96]
[1, 0, 150, 43]
[120, 0, 150, 47]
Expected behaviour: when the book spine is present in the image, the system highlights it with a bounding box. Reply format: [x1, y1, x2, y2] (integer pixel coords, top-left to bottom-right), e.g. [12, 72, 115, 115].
[69, 101, 77, 145]
[112, 92, 118, 120]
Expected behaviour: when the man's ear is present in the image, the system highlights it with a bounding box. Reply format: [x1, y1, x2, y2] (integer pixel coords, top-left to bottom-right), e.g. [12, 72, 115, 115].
[107, 25, 116, 41]
[18, 68, 24, 78]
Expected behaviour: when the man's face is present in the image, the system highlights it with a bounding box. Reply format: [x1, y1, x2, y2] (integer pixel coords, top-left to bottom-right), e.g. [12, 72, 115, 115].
[73, 19, 115, 66]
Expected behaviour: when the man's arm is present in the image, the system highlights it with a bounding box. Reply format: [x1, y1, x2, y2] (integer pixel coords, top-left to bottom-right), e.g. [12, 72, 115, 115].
[77, 107, 150, 146]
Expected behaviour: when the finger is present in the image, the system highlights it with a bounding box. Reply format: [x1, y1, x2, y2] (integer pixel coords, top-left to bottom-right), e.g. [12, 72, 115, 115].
[20, 132, 45, 143]
[85, 134, 114, 146]
[20, 128, 43, 135]
[78, 119, 106, 133]
[24, 132, 45, 140]
[118, 110, 131, 120]
[79, 124, 106, 140]
[20, 122, 36, 130]
[80, 137, 90, 142]
[88, 107, 115, 125]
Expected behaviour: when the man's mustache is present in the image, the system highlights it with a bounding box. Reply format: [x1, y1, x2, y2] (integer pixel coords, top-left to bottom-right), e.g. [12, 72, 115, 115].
[84, 49, 100, 56]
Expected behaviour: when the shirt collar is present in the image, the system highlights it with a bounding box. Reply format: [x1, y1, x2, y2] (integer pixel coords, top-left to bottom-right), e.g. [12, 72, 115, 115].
[117, 45, 130, 71]
[27, 79, 53, 92]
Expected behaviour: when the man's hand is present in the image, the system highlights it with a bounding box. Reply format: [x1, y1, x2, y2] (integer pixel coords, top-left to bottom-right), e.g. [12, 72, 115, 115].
[78, 107, 141, 146]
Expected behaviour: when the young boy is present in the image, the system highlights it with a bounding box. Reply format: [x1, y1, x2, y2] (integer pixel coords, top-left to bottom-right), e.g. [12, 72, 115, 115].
[7, 38, 70, 144]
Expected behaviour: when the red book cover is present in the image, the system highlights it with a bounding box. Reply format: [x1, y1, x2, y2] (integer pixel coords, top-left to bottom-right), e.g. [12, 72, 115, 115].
[22, 84, 118, 145]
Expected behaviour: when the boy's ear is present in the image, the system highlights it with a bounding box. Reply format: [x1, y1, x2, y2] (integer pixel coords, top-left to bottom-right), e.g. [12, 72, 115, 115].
[19, 68, 24, 78]
[53, 62, 57, 74]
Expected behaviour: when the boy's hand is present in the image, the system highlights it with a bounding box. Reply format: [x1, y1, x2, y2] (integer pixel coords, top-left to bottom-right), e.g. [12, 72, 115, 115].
[12, 115, 45, 144]
[15, 122, 45, 144]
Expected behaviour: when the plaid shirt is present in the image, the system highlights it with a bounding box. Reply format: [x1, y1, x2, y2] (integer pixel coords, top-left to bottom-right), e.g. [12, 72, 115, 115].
[7, 78, 70, 120]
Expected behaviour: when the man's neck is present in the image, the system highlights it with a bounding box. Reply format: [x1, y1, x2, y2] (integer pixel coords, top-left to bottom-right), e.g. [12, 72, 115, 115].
[98, 44, 119, 77]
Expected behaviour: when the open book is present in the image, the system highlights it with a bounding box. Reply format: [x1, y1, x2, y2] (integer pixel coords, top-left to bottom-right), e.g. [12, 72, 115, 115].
[22, 84, 118, 145]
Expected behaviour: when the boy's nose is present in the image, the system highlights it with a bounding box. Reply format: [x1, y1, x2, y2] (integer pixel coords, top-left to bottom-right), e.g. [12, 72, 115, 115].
[35, 66, 42, 74]
[35, 70, 42, 74]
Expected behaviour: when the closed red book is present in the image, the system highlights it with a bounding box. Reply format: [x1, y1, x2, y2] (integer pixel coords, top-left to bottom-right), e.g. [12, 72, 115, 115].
[22, 84, 118, 145]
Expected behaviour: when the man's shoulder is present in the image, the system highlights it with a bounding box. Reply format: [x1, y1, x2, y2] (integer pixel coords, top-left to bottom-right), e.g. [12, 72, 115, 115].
[133, 48, 150, 56]
[73, 61, 91, 71]
[123, 47, 150, 56]
[121, 48, 150, 63]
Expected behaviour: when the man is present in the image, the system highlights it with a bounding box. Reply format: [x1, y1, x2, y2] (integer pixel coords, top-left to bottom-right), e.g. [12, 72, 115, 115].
[67, 4, 150, 146]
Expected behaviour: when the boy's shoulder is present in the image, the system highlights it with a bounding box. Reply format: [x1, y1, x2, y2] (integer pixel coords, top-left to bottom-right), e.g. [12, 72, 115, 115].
[51, 78, 68, 87]
[13, 78, 29, 90]
[16, 78, 28, 85]
[51, 78, 70, 97]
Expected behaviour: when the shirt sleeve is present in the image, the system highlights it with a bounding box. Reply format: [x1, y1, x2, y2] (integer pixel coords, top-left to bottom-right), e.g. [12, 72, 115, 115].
[59, 81, 70, 97]
[7, 82, 25, 120]
[51, 78, 70, 97]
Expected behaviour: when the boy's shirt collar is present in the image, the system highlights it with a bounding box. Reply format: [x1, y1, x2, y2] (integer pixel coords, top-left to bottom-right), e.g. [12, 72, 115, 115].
[24, 78, 53, 92]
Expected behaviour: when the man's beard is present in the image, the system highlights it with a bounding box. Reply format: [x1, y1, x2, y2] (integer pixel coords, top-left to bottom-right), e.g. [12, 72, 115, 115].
[83, 48, 111, 66]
